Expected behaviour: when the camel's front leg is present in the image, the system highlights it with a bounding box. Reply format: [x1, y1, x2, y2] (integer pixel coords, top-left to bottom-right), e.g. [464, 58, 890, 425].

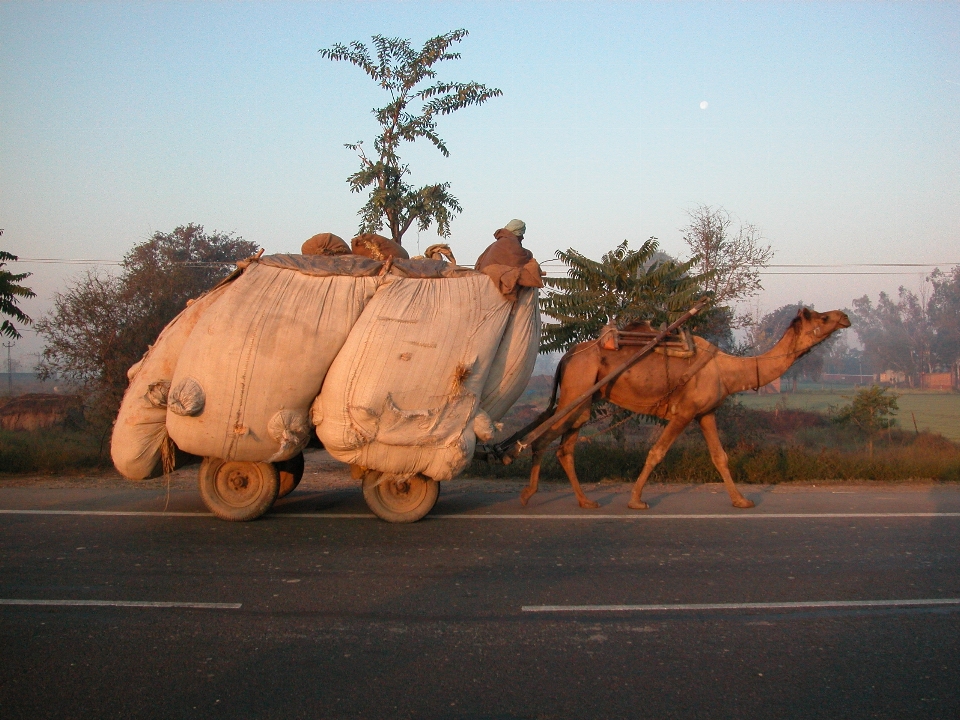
[520, 418, 572, 506]
[519, 439, 549, 506]
[521, 400, 592, 508]
[698, 412, 754, 509]
[629, 417, 690, 510]
[555, 426, 600, 509]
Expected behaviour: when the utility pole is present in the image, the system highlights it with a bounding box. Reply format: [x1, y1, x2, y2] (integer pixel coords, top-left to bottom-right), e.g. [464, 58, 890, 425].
[3, 341, 14, 396]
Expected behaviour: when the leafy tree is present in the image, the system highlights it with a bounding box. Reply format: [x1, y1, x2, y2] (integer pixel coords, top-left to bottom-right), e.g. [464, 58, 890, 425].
[832, 385, 899, 458]
[821, 333, 864, 376]
[851, 287, 931, 384]
[928, 266, 960, 371]
[648, 245, 737, 351]
[117, 224, 257, 355]
[320, 29, 502, 245]
[539, 238, 709, 353]
[36, 225, 257, 422]
[745, 302, 842, 390]
[36, 270, 128, 392]
[691, 305, 737, 353]
[850, 267, 960, 379]
[0, 230, 36, 340]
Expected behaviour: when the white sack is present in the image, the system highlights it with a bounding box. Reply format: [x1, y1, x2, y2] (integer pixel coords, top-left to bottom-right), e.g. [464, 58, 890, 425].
[111, 282, 233, 480]
[166, 257, 379, 462]
[315, 272, 513, 480]
[479, 287, 541, 422]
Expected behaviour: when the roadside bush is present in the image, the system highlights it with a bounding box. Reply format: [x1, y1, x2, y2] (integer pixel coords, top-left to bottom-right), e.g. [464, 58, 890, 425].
[467, 402, 960, 484]
[0, 428, 111, 474]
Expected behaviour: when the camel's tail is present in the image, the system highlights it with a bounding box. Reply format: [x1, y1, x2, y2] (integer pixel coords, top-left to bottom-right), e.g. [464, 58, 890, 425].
[545, 353, 567, 415]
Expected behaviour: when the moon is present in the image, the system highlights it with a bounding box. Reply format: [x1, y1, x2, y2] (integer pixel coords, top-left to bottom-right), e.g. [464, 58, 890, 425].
[699, 101, 709, 110]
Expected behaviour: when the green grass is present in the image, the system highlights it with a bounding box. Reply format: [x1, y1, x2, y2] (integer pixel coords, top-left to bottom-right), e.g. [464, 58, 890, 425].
[735, 385, 960, 442]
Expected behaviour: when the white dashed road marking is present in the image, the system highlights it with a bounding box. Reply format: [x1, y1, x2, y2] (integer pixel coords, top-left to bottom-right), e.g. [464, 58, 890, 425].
[0, 599, 241, 609]
[2, 509, 959, 520]
[523, 598, 960, 613]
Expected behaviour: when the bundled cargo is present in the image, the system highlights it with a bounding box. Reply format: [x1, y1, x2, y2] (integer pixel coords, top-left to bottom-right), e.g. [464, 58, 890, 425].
[111, 278, 235, 480]
[474, 220, 543, 423]
[111, 240, 542, 524]
[158, 254, 383, 521]
[312, 261, 543, 520]
[314, 268, 512, 475]
[166, 254, 381, 463]
[478, 286, 541, 422]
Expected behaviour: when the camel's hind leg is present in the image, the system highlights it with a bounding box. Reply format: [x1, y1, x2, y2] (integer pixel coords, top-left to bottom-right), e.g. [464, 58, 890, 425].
[698, 412, 754, 509]
[628, 416, 690, 510]
[555, 425, 600, 509]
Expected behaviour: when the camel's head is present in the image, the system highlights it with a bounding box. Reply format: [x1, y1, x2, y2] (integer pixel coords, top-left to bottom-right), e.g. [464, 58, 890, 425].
[790, 307, 851, 353]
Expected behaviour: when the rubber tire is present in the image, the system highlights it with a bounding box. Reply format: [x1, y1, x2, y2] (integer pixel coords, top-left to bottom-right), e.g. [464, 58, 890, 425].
[275, 452, 305, 499]
[362, 471, 439, 523]
[198, 458, 280, 522]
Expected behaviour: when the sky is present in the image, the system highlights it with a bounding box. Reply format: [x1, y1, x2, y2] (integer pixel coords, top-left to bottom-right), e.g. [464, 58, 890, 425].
[1, 1, 959, 364]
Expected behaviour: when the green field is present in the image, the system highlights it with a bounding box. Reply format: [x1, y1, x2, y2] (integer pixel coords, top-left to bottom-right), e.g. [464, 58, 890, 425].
[735, 385, 960, 442]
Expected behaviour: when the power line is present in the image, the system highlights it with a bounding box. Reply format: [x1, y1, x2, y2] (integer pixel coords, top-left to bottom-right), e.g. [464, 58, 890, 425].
[15, 258, 237, 267]
[540, 260, 958, 277]
[17, 257, 959, 275]
[766, 263, 957, 268]
[540, 271, 935, 277]
[539, 261, 959, 268]
[15, 258, 122, 265]
[758, 271, 941, 276]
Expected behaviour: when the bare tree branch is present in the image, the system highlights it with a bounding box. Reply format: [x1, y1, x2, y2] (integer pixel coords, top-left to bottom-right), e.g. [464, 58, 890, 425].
[681, 205, 774, 308]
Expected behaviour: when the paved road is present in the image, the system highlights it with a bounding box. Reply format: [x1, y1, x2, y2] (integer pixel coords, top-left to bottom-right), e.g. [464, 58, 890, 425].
[2, 476, 959, 719]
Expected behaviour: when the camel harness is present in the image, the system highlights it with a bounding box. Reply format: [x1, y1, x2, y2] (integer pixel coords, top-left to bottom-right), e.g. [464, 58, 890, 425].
[491, 301, 710, 460]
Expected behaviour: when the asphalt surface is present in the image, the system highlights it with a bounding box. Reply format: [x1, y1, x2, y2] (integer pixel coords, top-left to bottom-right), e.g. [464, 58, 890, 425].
[2, 464, 959, 719]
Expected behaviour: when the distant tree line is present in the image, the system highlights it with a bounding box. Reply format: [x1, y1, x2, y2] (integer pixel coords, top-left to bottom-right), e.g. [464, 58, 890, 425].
[845, 270, 960, 385]
[731, 267, 960, 389]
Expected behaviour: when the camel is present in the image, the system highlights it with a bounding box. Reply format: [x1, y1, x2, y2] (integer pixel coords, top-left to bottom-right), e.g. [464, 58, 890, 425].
[510, 307, 851, 510]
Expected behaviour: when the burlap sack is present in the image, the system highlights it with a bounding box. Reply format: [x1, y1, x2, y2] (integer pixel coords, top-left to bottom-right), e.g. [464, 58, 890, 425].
[166, 256, 380, 463]
[351, 233, 410, 261]
[314, 272, 513, 480]
[301, 233, 350, 256]
[479, 287, 541, 421]
[111, 281, 234, 480]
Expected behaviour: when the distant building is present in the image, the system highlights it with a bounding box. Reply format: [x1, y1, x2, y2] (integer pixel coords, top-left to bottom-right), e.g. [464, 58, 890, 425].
[920, 372, 956, 391]
[879, 370, 907, 386]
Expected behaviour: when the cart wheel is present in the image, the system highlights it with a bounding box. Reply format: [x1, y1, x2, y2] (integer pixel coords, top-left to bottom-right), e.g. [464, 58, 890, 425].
[198, 458, 279, 522]
[275, 452, 305, 499]
[362, 471, 439, 523]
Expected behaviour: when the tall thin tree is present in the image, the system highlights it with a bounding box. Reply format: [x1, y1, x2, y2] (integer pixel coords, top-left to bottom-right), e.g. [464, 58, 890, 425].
[320, 29, 502, 245]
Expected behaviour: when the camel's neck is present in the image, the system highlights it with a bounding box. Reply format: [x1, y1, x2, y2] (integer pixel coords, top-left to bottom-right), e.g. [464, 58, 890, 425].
[735, 328, 802, 390]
